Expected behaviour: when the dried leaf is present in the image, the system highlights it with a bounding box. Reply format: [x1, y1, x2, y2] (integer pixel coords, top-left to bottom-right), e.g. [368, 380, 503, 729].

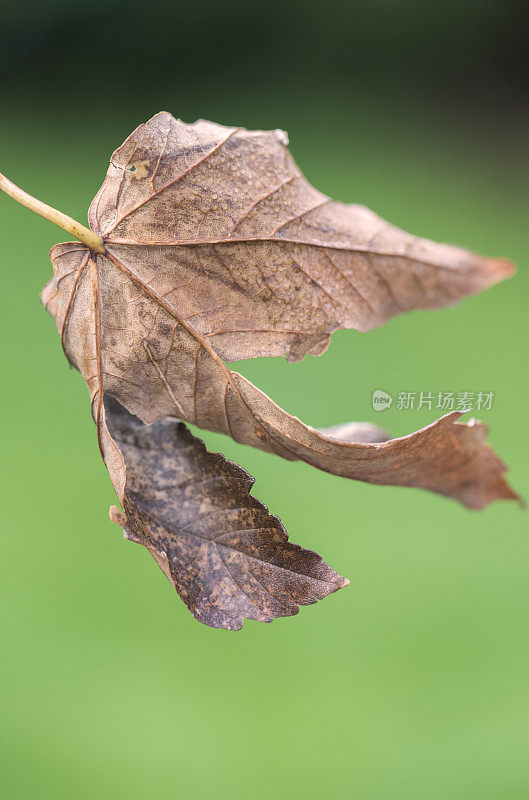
[105, 397, 347, 630]
[34, 112, 520, 627]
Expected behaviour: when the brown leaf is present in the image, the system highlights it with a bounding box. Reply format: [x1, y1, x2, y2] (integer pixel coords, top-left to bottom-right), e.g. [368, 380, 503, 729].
[104, 396, 348, 630]
[34, 112, 519, 628]
[1, 110, 518, 631]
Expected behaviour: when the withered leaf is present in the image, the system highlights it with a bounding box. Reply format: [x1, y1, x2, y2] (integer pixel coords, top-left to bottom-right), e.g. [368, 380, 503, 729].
[105, 397, 347, 630]
[34, 112, 519, 627]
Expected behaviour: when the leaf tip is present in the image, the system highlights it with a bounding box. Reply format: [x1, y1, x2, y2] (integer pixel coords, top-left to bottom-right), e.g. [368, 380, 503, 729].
[487, 256, 516, 285]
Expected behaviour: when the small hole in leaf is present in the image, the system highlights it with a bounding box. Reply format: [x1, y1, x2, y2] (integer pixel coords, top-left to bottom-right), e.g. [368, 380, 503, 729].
[128, 165, 136, 172]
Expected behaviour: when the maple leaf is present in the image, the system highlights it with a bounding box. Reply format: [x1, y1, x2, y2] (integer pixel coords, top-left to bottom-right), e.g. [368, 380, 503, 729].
[0, 112, 520, 628]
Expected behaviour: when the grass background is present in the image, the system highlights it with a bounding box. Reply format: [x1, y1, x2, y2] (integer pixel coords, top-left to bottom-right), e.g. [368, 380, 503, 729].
[1, 2, 528, 797]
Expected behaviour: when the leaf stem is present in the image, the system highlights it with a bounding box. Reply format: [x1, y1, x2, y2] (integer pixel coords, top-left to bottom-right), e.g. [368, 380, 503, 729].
[0, 171, 105, 253]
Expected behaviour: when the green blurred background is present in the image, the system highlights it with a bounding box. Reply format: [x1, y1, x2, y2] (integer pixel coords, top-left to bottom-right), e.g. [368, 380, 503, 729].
[1, 1, 528, 798]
